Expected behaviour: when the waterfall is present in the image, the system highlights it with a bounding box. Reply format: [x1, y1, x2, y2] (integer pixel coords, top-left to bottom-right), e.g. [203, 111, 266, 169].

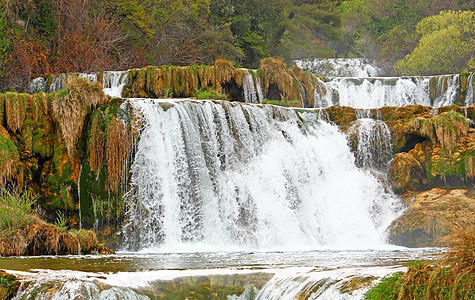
[466, 73, 474, 106]
[242, 74, 259, 103]
[103, 71, 129, 98]
[294, 58, 381, 78]
[121, 100, 401, 251]
[313, 75, 463, 108]
[351, 116, 393, 172]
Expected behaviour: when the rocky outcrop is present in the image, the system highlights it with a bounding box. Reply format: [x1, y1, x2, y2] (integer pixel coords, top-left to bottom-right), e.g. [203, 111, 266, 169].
[388, 188, 475, 247]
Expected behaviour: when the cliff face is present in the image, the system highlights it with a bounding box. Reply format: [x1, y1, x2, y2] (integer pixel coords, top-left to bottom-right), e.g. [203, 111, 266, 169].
[1, 61, 474, 249]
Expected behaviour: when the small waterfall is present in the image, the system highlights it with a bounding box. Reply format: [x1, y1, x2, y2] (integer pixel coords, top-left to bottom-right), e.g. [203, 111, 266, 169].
[121, 100, 401, 251]
[313, 75, 464, 109]
[49, 74, 68, 92]
[28, 77, 47, 94]
[294, 58, 381, 78]
[103, 71, 129, 98]
[243, 74, 259, 103]
[466, 73, 474, 106]
[256, 266, 404, 300]
[351, 116, 393, 171]
[256, 76, 264, 102]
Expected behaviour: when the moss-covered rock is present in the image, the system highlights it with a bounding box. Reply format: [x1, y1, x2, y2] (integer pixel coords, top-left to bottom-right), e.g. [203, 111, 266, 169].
[0, 270, 19, 300]
[389, 188, 475, 247]
[388, 152, 425, 193]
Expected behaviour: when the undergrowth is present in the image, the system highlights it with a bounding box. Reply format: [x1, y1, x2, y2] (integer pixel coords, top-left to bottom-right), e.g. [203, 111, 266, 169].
[0, 187, 111, 256]
[365, 226, 475, 299]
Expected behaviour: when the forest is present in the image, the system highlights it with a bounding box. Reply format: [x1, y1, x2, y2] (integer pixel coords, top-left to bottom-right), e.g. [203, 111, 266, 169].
[0, 0, 473, 92]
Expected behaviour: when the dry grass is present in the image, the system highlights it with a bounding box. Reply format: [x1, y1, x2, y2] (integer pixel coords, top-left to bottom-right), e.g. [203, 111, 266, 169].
[367, 226, 475, 299]
[442, 226, 475, 276]
[0, 187, 110, 256]
[88, 110, 106, 177]
[106, 117, 131, 192]
[4, 92, 27, 132]
[29, 92, 49, 122]
[52, 78, 107, 156]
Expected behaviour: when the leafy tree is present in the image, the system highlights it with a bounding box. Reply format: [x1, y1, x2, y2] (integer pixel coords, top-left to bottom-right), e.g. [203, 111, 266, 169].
[396, 10, 475, 75]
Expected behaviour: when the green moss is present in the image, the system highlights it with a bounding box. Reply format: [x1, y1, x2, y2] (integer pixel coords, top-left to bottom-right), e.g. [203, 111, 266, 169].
[0, 134, 19, 183]
[196, 89, 229, 100]
[262, 99, 301, 107]
[0, 94, 4, 125]
[456, 150, 475, 179]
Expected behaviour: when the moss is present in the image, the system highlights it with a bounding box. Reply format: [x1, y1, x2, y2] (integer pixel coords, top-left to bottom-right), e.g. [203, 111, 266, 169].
[0, 134, 19, 184]
[262, 99, 301, 107]
[415, 110, 468, 150]
[0, 271, 19, 299]
[456, 150, 475, 180]
[196, 89, 229, 100]
[0, 94, 4, 125]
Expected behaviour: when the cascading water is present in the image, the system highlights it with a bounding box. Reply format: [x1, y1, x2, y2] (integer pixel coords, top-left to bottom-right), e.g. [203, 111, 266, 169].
[350, 111, 393, 171]
[313, 75, 465, 108]
[121, 99, 402, 251]
[466, 73, 475, 106]
[27, 70, 127, 97]
[294, 58, 381, 78]
[242, 74, 260, 103]
[103, 71, 129, 98]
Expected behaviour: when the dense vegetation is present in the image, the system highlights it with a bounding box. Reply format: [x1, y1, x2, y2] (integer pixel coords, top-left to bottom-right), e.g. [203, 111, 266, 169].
[0, 0, 473, 92]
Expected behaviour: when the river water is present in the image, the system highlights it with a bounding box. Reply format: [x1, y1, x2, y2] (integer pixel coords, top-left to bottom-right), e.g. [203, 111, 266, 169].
[2, 248, 441, 299]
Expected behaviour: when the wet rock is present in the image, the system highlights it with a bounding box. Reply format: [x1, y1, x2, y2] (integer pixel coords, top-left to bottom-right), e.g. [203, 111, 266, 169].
[389, 188, 475, 247]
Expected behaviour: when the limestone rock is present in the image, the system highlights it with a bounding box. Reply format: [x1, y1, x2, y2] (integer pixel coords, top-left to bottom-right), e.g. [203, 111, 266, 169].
[389, 188, 475, 247]
[388, 152, 424, 193]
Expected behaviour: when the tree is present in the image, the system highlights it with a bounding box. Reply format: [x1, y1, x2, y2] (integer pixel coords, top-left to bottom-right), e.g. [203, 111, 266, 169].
[395, 10, 475, 75]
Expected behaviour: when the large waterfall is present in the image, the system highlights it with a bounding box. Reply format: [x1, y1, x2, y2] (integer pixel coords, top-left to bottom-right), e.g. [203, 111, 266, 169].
[121, 100, 401, 251]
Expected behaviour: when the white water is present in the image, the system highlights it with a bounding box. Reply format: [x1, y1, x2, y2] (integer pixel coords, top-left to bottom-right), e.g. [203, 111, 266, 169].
[466, 73, 475, 106]
[295, 58, 381, 78]
[314, 75, 464, 109]
[243, 74, 261, 103]
[102, 71, 129, 98]
[6, 249, 441, 300]
[121, 99, 402, 252]
[27, 71, 128, 98]
[350, 115, 393, 171]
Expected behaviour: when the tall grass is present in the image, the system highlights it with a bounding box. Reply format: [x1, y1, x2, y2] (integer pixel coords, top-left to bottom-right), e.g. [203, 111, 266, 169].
[0, 187, 112, 256]
[365, 226, 475, 299]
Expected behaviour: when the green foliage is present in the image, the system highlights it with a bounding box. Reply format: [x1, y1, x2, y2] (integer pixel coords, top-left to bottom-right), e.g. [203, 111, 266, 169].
[0, 134, 20, 184]
[364, 272, 403, 300]
[0, 187, 38, 231]
[396, 10, 475, 75]
[29, 0, 57, 38]
[196, 89, 229, 100]
[0, 9, 11, 80]
[211, 0, 341, 67]
[54, 211, 69, 232]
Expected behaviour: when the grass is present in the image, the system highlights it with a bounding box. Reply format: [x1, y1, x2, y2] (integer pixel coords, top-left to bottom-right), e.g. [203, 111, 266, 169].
[0, 187, 112, 256]
[196, 89, 229, 100]
[365, 226, 475, 299]
[262, 99, 302, 107]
